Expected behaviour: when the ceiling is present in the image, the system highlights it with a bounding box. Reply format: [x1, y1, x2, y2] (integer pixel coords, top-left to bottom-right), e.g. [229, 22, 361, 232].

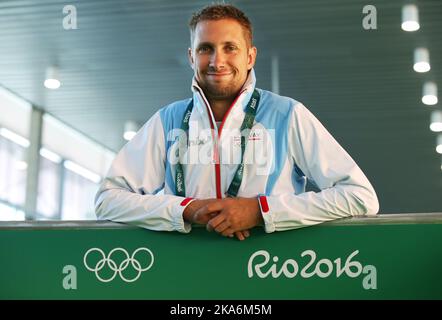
[0, 0, 441, 213]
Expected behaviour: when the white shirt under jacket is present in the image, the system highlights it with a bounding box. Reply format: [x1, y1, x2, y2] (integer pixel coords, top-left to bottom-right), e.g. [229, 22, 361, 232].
[95, 70, 379, 233]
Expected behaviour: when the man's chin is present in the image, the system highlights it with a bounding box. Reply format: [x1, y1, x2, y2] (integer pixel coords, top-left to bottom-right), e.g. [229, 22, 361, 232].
[204, 84, 239, 98]
[207, 89, 237, 100]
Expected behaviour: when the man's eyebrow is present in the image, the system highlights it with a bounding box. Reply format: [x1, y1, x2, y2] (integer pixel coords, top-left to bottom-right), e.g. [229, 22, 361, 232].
[196, 41, 239, 47]
[223, 41, 239, 45]
[196, 42, 213, 48]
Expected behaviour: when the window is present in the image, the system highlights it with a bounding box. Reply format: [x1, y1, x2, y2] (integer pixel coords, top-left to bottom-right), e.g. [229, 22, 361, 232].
[0, 201, 25, 221]
[0, 133, 27, 209]
[61, 163, 99, 220]
[1, 86, 115, 221]
[36, 154, 61, 219]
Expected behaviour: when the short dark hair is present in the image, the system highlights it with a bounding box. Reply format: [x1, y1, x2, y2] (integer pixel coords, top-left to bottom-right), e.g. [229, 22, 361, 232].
[189, 4, 253, 47]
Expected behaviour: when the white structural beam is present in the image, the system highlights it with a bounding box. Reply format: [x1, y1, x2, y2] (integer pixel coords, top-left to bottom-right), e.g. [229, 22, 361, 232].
[24, 107, 43, 220]
[271, 54, 280, 95]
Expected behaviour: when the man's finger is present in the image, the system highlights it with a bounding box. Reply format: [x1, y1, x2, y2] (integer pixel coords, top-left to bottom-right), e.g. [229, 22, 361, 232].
[207, 213, 227, 231]
[205, 213, 222, 231]
[214, 220, 230, 233]
[243, 230, 250, 238]
[221, 227, 235, 237]
[234, 231, 245, 241]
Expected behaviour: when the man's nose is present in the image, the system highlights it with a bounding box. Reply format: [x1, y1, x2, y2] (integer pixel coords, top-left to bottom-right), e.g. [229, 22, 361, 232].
[209, 49, 225, 70]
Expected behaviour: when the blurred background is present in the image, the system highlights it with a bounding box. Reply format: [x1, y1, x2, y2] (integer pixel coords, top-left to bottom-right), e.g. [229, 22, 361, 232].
[0, 0, 441, 221]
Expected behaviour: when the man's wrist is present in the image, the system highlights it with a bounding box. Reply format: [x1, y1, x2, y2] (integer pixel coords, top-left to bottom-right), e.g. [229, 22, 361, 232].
[182, 199, 198, 223]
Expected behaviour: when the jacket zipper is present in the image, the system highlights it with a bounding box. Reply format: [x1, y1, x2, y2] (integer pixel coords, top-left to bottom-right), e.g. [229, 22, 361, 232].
[198, 88, 246, 199]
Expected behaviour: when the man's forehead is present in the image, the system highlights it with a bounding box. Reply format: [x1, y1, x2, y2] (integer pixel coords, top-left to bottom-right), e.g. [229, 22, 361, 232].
[193, 19, 247, 44]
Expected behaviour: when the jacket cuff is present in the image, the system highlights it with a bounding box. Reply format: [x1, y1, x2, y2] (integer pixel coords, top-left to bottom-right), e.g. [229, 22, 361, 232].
[172, 197, 195, 233]
[258, 195, 275, 233]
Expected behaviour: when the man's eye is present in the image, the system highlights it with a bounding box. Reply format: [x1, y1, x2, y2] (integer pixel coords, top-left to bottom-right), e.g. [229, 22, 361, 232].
[226, 46, 237, 51]
[198, 46, 210, 53]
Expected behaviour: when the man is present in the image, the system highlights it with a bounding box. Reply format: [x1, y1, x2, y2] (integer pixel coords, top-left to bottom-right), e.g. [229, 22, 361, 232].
[95, 4, 379, 241]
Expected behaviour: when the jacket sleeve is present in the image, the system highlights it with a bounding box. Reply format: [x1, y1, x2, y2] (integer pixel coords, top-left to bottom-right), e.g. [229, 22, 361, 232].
[260, 103, 379, 233]
[94, 111, 193, 233]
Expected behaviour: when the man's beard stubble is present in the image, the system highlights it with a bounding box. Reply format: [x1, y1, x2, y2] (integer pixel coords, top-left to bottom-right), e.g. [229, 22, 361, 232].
[203, 81, 241, 101]
[197, 67, 244, 101]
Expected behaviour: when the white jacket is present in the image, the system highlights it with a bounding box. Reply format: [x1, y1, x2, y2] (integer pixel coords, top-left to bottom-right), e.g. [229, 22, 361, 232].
[95, 70, 379, 233]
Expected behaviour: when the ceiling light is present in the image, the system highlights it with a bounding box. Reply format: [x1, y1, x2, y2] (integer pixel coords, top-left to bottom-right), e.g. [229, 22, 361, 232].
[422, 82, 438, 105]
[413, 48, 430, 73]
[437, 134, 442, 154]
[15, 160, 28, 171]
[0, 128, 30, 147]
[64, 160, 101, 183]
[401, 4, 420, 31]
[124, 121, 139, 141]
[430, 111, 442, 132]
[44, 66, 61, 89]
[40, 147, 62, 163]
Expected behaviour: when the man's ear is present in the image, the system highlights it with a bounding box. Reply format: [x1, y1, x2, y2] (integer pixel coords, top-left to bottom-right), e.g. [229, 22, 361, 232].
[247, 46, 257, 70]
[188, 48, 194, 70]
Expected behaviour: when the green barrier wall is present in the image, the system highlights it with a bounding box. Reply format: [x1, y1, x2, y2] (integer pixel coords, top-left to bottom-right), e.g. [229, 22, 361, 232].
[1, 213, 441, 300]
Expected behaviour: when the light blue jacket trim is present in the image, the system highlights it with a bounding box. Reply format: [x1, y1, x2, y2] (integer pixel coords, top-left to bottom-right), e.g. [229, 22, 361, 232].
[159, 98, 192, 194]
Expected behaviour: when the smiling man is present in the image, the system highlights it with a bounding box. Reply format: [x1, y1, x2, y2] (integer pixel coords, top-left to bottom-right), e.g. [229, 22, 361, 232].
[189, 18, 256, 118]
[95, 4, 379, 240]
